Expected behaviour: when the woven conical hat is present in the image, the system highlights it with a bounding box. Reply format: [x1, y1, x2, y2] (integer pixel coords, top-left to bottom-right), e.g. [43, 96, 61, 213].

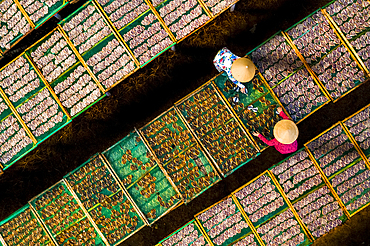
[273, 120, 299, 144]
[231, 58, 256, 82]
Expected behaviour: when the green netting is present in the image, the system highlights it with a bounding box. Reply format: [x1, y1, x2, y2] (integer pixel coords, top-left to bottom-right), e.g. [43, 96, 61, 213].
[163, 143, 220, 202]
[269, 148, 324, 203]
[234, 173, 288, 227]
[50, 62, 103, 117]
[15, 87, 69, 142]
[25, 28, 78, 84]
[201, 0, 238, 16]
[0, 113, 34, 169]
[54, 216, 105, 246]
[157, 220, 209, 245]
[310, 44, 368, 101]
[306, 124, 362, 178]
[292, 183, 347, 239]
[237, 92, 280, 150]
[176, 83, 258, 176]
[81, 32, 138, 89]
[19, 0, 68, 28]
[119, 9, 174, 66]
[285, 10, 341, 66]
[350, 30, 370, 73]
[344, 104, 370, 156]
[0, 204, 54, 246]
[127, 165, 181, 224]
[102, 130, 158, 188]
[88, 189, 145, 246]
[0, 0, 32, 53]
[96, 0, 149, 31]
[196, 196, 252, 246]
[255, 207, 311, 246]
[0, 53, 46, 108]
[324, 0, 370, 41]
[246, 32, 303, 88]
[64, 155, 121, 211]
[229, 230, 261, 246]
[272, 66, 329, 122]
[155, 0, 210, 41]
[0, 93, 12, 120]
[329, 157, 370, 215]
[141, 107, 196, 164]
[29, 180, 85, 237]
[59, 0, 113, 56]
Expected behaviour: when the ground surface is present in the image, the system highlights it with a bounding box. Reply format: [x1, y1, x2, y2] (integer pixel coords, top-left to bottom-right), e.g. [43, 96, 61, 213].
[1, 0, 370, 245]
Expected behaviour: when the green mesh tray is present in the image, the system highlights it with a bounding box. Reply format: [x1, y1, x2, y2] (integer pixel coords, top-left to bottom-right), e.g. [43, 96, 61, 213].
[228, 230, 261, 246]
[247, 32, 303, 88]
[310, 44, 368, 101]
[254, 207, 311, 246]
[285, 10, 341, 66]
[155, 0, 210, 41]
[0, 92, 12, 120]
[162, 143, 220, 203]
[81, 32, 138, 90]
[127, 165, 181, 224]
[54, 216, 105, 246]
[272, 66, 329, 122]
[102, 130, 158, 188]
[0, 204, 54, 246]
[324, 0, 370, 41]
[0, 113, 34, 169]
[88, 189, 146, 246]
[0, 53, 45, 108]
[176, 82, 258, 176]
[141, 107, 196, 164]
[50, 62, 104, 118]
[344, 104, 370, 156]
[64, 155, 121, 211]
[349, 30, 370, 75]
[119, 9, 174, 66]
[15, 87, 69, 142]
[157, 219, 211, 246]
[0, 0, 32, 53]
[237, 93, 281, 150]
[26, 28, 78, 84]
[29, 180, 85, 237]
[328, 157, 370, 216]
[269, 148, 325, 203]
[306, 123, 362, 178]
[195, 196, 252, 246]
[292, 183, 348, 239]
[233, 172, 289, 227]
[95, 0, 149, 31]
[59, 0, 113, 56]
[19, 0, 68, 28]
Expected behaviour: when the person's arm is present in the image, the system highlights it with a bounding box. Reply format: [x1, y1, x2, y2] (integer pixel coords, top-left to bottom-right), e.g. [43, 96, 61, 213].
[277, 107, 289, 120]
[257, 134, 276, 146]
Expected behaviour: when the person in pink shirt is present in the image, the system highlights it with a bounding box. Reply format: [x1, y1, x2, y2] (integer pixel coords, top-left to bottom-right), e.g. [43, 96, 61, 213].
[252, 107, 298, 154]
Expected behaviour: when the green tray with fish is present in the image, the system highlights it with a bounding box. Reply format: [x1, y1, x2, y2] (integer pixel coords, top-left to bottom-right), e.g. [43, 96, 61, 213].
[349, 30, 370, 75]
[0, 204, 55, 246]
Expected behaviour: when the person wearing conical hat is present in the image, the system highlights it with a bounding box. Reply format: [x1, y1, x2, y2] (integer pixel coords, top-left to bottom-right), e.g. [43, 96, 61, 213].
[252, 107, 298, 154]
[213, 47, 256, 94]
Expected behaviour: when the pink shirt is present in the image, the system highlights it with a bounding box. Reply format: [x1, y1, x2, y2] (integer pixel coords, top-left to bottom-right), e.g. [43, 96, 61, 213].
[257, 111, 298, 154]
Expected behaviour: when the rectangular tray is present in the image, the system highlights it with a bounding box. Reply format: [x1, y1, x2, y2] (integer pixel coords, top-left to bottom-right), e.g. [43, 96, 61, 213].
[271, 66, 330, 123]
[269, 148, 325, 204]
[14, 87, 70, 142]
[195, 195, 255, 246]
[154, 0, 211, 41]
[0, 204, 55, 246]
[247, 31, 304, 88]
[0, 113, 34, 169]
[119, 9, 175, 66]
[0, 0, 33, 53]
[199, 0, 239, 17]
[349, 30, 370, 76]
[232, 171, 289, 227]
[0, 53, 46, 108]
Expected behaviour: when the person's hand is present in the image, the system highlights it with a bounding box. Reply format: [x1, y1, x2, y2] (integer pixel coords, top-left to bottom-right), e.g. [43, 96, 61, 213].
[252, 131, 260, 137]
[241, 87, 246, 94]
[277, 107, 283, 114]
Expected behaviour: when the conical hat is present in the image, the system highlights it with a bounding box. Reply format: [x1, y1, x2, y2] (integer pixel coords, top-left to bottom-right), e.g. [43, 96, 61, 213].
[231, 58, 256, 82]
[273, 120, 299, 144]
